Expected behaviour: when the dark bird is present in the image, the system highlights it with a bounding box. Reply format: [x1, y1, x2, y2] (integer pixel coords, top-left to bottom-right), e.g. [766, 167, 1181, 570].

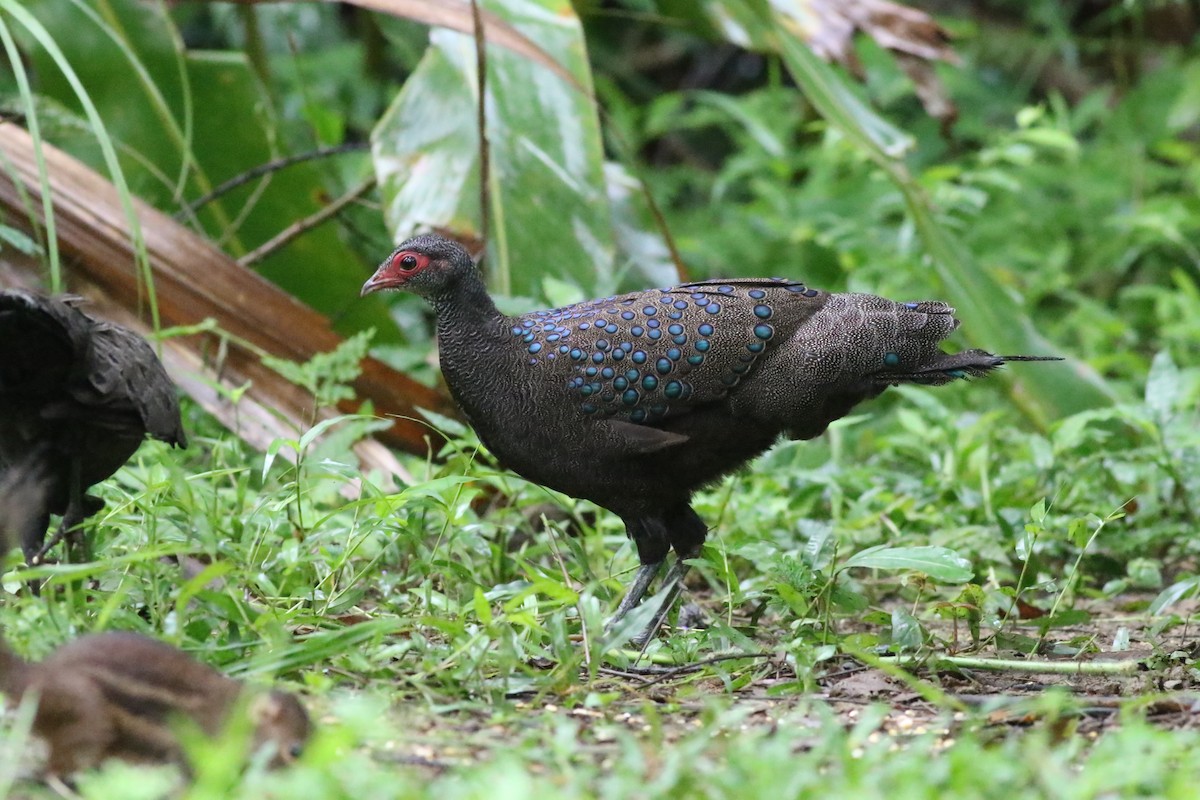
[0, 290, 188, 567]
[361, 234, 1059, 645]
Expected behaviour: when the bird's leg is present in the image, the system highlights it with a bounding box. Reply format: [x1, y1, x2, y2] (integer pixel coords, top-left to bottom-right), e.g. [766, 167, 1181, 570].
[630, 503, 708, 649]
[607, 559, 665, 629]
[604, 516, 671, 635]
[607, 506, 708, 648]
[630, 552, 694, 651]
[33, 518, 70, 564]
[34, 457, 94, 563]
[64, 495, 100, 564]
[36, 504, 93, 564]
[20, 508, 51, 598]
[19, 507, 51, 567]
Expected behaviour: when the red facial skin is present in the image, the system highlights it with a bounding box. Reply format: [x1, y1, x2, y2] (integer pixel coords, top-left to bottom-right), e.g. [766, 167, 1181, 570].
[360, 250, 430, 295]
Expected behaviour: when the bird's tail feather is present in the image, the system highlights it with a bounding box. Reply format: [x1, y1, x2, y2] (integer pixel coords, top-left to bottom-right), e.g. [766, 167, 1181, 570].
[870, 350, 1063, 386]
[994, 355, 1064, 362]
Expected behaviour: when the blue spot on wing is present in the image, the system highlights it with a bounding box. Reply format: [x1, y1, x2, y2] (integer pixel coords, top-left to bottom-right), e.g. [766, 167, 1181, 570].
[537, 278, 823, 422]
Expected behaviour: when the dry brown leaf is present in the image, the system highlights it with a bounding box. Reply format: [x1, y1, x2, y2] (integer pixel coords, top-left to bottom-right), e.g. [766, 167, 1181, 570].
[779, 0, 960, 128]
[828, 668, 902, 699]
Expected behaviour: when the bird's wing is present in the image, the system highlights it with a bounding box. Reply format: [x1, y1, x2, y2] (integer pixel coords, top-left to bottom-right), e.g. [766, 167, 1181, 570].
[75, 323, 188, 447]
[0, 290, 90, 398]
[510, 278, 830, 428]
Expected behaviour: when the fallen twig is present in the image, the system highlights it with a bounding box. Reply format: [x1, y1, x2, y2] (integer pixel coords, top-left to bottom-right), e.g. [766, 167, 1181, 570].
[179, 142, 369, 218]
[238, 176, 377, 266]
[877, 654, 1145, 675]
[632, 651, 778, 688]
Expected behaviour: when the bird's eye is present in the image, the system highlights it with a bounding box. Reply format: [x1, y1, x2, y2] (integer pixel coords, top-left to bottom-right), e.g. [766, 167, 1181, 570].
[387, 249, 429, 276]
[289, 743, 304, 759]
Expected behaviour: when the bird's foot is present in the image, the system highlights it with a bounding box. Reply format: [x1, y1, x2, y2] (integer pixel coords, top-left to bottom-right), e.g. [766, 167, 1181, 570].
[33, 524, 70, 563]
[629, 556, 691, 652]
[604, 555, 694, 651]
[606, 560, 664, 632]
[34, 494, 100, 564]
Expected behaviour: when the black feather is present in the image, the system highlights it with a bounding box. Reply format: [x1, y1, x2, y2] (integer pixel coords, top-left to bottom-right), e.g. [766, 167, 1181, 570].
[0, 290, 187, 565]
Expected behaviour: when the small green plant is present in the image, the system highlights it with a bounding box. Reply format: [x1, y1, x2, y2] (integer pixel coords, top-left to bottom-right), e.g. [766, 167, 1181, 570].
[261, 329, 376, 413]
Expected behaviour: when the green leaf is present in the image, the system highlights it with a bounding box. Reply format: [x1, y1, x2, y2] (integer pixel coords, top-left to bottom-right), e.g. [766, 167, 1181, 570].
[1067, 517, 1091, 549]
[473, 586, 494, 626]
[840, 545, 973, 583]
[541, 274, 586, 308]
[0, 223, 37, 254]
[1145, 351, 1182, 420]
[692, 90, 787, 157]
[890, 607, 924, 651]
[417, 407, 471, 438]
[1150, 576, 1200, 615]
[262, 436, 300, 480]
[373, 0, 614, 298]
[1126, 558, 1163, 591]
[1037, 608, 1092, 633]
[829, 585, 869, 613]
[799, 519, 835, 571]
[236, 619, 405, 677]
[774, 582, 810, 617]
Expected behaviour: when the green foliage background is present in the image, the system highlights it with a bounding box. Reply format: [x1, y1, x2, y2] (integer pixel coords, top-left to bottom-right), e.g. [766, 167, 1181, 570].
[2, 1, 1200, 798]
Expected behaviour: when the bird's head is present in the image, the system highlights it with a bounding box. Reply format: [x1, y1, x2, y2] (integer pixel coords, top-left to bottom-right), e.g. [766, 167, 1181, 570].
[360, 234, 475, 299]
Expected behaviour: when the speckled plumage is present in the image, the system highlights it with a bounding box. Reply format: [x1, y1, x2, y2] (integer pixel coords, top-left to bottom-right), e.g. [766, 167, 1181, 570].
[362, 234, 1057, 642]
[0, 290, 188, 564]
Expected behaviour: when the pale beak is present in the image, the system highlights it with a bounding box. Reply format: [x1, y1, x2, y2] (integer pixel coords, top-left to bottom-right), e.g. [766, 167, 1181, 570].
[360, 271, 387, 297]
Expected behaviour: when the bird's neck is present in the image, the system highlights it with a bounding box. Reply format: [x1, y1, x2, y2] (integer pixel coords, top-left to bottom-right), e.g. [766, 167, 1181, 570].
[429, 272, 510, 346]
[428, 273, 522, 423]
